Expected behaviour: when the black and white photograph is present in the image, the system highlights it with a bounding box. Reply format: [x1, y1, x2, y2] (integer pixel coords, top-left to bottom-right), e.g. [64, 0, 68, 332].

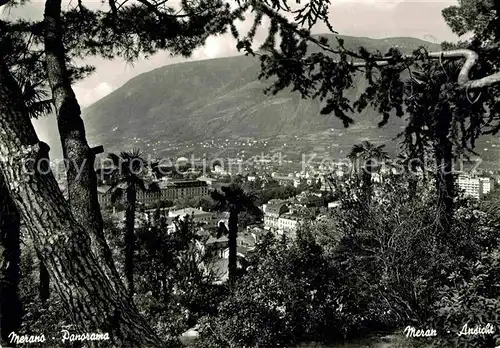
[0, 0, 499, 347]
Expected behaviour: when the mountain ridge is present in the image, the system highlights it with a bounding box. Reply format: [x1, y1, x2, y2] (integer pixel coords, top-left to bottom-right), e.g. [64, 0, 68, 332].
[80, 34, 499, 166]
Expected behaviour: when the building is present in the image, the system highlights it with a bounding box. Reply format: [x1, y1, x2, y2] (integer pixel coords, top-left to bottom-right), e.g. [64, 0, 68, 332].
[247, 175, 257, 182]
[197, 176, 218, 186]
[221, 246, 254, 260]
[168, 207, 218, 227]
[98, 179, 209, 208]
[263, 198, 315, 238]
[246, 227, 268, 244]
[481, 177, 494, 195]
[457, 174, 494, 199]
[318, 175, 332, 192]
[327, 201, 340, 209]
[205, 235, 229, 259]
[213, 165, 228, 175]
[263, 200, 289, 230]
[277, 213, 300, 237]
[168, 180, 209, 200]
[97, 185, 112, 207]
[136, 180, 209, 206]
[273, 175, 300, 187]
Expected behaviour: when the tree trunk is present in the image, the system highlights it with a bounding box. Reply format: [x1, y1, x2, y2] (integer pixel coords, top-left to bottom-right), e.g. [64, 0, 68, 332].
[493, 0, 500, 41]
[408, 162, 418, 198]
[228, 210, 238, 287]
[44, 0, 121, 288]
[0, 57, 170, 347]
[0, 182, 22, 342]
[361, 170, 373, 206]
[408, 177, 417, 197]
[433, 103, 455, 238]
[125, 185, 137, 300]
[38, 256, 50, 303]
[360, 159, 373, 219]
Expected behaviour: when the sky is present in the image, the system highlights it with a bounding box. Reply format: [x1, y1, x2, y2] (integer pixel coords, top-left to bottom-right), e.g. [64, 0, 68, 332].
[2, 0, 461, 154]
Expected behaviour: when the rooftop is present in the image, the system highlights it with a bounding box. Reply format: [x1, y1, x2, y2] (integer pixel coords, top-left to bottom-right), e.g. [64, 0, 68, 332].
[170, 180, 208, 188]
[206, 235, 229, 244]
[274, 176, 296, 181]
[97, 185, 112, 194]
[265, 200, 288, 214]
[197, 176, 216, 182]
[169, 207, 211, 217]
[151, 180, 208, 189]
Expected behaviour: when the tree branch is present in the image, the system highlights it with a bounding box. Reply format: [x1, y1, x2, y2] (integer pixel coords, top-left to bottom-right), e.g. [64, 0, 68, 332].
[91, 145, 104, 155]
[135, 0, 197, 18]
[353, 49, 500, 90]
[253, 2, 500, 90]
[108, 0, 118, 17]
[257, 47, 500, 90]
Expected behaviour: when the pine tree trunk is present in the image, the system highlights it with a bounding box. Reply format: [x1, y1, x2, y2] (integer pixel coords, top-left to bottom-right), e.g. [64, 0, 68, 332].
[0, 57, 170, 347]
[433, 103, 455, 238]
[38, 256, 50, 303]
[125, 186, 137, 300]
[44, 0, 121, 287]
[0, 183, 22, 342]
[228, 210, 238, 286]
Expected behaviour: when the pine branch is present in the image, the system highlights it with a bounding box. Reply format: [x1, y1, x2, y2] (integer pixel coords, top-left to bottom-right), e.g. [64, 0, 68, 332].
[353, 49, 500, 90]
[255, 47, 500, 90]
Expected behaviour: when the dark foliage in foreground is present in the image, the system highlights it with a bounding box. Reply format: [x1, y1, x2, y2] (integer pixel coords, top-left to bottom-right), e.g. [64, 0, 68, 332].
[191, 175, 500, 348]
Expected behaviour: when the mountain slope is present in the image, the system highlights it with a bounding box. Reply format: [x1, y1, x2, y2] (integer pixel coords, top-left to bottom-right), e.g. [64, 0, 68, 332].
[82, 35, 500, 166]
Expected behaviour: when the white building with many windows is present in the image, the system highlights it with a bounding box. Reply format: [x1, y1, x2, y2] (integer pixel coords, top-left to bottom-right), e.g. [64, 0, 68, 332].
[277, 214, 300, 238]
[457, 175, 494, 199]
[98, 179, 210, 208]
[263, 200, 289, 230]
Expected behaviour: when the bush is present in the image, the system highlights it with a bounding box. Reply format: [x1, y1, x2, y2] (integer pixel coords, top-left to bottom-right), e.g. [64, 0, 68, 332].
[134, 216, 225, 340]
[427, 202, 500, 347]
[195, 232, 363, 347]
